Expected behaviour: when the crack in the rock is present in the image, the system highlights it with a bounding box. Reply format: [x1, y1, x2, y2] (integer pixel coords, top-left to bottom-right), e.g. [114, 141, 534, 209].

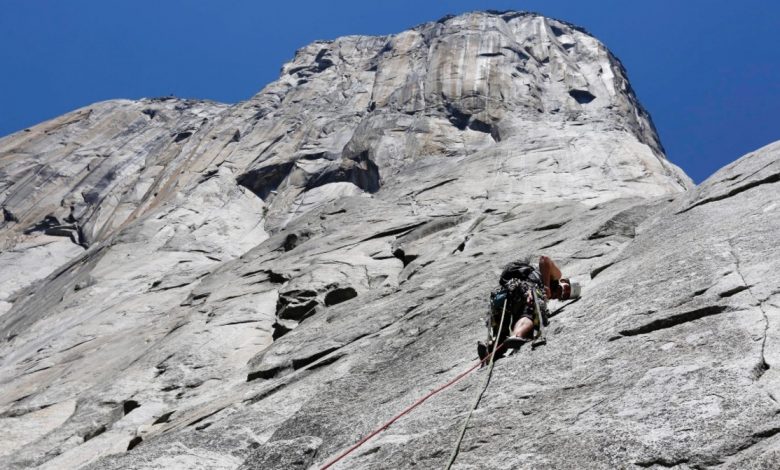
[153, 410, 176, 424]
[534, 221, 568, 231]
[217, 319, 264, 327]
[186, 406, 226, 428]
[452, 236, 468, 254]
[22, 365, 53, 376]
[549, 298, 580, 318]
[719, 285, 750, 298]
[618, 305, 731, 338]
[57, 337, 96, 353]
[634, 457, 689, 468]
[126, 436, 143, 451]
[148, 280, 195, 293]
[412, 178, 458, 197]
[291, 347, 341, 370]
[590, 261, 615, 279]
[163, 321, 187, 338]
[540, 238, 564, 249]
[721, 426, 780, 460]
[678, 171, 780, 214]
[728, 239, 770, 381]
[571, 252, 605, 260]
[361, 221, 427, 242]
[568, 397, 607, 424]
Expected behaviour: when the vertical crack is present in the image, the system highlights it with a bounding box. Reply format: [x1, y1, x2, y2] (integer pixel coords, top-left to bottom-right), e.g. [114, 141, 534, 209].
[728, 239, 770, 381]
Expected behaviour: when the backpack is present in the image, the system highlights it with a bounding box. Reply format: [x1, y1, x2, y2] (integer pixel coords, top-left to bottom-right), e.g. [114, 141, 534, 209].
[489, 278, 534, 313]
[499, 261, 543, 288]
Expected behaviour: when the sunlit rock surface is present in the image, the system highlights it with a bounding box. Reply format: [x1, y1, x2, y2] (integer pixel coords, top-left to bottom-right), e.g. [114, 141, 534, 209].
[1, 11, 778, 470]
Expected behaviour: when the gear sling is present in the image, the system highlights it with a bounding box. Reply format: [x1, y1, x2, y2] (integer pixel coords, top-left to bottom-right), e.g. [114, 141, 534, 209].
[487, 262, 549, 347]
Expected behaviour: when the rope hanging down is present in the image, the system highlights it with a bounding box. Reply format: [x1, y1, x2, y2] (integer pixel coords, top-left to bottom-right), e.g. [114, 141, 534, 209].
[318, 308, 509, 470]
[444, 297, 508, 469]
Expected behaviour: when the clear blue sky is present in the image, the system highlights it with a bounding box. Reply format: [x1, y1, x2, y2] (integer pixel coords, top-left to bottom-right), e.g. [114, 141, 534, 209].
[1, 1, 777, 183]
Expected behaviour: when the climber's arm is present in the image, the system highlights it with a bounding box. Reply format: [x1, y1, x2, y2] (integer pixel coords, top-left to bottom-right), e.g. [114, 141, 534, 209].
[539, 256, 562, 297]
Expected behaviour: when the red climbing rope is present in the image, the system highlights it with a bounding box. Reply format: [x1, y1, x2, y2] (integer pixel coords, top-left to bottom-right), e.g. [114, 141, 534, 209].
[319, 343, 506, 470]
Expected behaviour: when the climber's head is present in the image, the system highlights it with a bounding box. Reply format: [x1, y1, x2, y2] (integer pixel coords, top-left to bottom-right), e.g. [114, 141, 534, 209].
[552, 278, 581, 300]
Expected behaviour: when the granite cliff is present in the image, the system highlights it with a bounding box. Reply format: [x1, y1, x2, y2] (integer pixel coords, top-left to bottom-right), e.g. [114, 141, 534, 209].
[0, 11, 778, 469]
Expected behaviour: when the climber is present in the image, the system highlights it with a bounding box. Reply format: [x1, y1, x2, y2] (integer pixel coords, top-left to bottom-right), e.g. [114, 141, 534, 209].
[478, 256, 580, 360]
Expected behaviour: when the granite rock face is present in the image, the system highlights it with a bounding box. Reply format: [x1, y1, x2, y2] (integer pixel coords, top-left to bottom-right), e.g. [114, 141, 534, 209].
[1, 10, 778, 470]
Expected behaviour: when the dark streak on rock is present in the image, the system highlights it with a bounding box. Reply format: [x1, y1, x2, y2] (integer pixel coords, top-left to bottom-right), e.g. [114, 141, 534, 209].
[693, 287, 709, 297]
[272, 320, 294, 340]
[198, 169, 219, 184]
[719, 285, 750, 298]
[324, 287, 358, 306]
[393, 248, 418, 267]
[2, 207, 18, 223]
[153, 410, 176, 425]
[237, 161, 296, 200]
[123, 400, 141, 415]
[679, 172, 780, 214]
[164, 322, 187, 338]
[590, 262, 615, 279]
[83, 425, 106, 442]
[247, 366, 285, 382]
[618, 305, 730, 338]
[753, 360, 770, 380]
[245, 382, 287, 402]
[149, 281, 195, 293]
[571, 252, 605, 260]
[218, 319, 263, 327]
[634, 457, 689, 468]
[186, 407, 226, 428]
[549, 298, 580, 318]
[127, 436, 143, 451]
[540, 239, 563, 249]
[534, 221, 567, 231]
[22, 365, 52, 376]
[362, 222, 425, 242]
[291, 347, 340, 370]
[181, 292, 210, 306]
[413, 178, 458, 197]
[173, 131, 193, 143]
[305, 352, 345, 371]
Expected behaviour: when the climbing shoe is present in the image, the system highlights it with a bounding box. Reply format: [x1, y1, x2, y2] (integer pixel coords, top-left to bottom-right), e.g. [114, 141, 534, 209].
[503, 336, 529, 349]
[477, 341, 489, 362]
